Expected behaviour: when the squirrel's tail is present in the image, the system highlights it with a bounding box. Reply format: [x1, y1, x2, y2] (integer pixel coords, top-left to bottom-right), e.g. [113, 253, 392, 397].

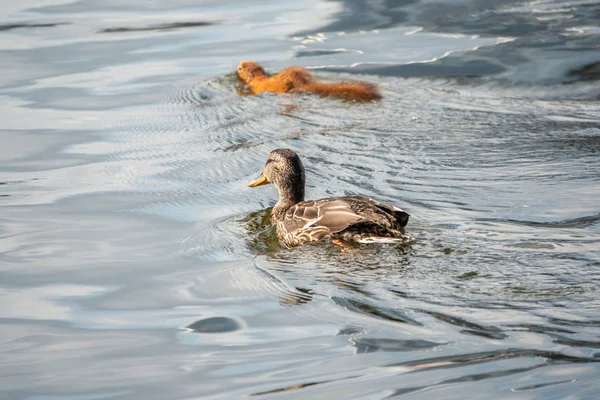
[299, 81, 381, 101]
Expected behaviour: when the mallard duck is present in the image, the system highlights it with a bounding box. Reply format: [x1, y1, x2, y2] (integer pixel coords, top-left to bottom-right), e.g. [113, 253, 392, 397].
[248, 149, 411, 247]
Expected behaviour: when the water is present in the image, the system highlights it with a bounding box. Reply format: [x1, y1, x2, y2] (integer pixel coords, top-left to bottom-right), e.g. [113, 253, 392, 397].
[1, 0, 600, 399]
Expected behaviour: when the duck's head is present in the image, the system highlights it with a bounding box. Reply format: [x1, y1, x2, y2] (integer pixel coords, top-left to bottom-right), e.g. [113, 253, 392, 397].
[237, 60, 266, 83]
[248, 149, 305, 204]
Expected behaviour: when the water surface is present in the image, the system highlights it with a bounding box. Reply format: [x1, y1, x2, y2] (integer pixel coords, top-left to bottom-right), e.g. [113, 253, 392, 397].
[1, 0, 600, 399]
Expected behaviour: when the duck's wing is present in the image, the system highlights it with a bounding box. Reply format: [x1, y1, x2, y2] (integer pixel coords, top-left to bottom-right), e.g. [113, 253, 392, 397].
[342, 195, 410, 231]
[279, 196, 410, 246]
[281, 198, 364, 237]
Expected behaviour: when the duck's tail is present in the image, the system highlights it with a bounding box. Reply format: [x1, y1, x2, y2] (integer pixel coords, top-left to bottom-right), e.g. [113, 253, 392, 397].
[299, 81, 382, 101]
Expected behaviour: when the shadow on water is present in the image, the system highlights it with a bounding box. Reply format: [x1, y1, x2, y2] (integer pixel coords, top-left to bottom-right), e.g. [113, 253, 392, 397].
[184, 316, 243, 333]
[333, 296, 423, 326]
[0, 22, 69, 31]
[478, 213, 600, 229]
[568, 61, 600, 82]
[97, 21, 218, 34]
[351, 337, 444, 353]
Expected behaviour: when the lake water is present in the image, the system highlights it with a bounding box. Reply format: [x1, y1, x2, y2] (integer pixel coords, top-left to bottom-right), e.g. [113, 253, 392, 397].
[1, 0, 600, 399]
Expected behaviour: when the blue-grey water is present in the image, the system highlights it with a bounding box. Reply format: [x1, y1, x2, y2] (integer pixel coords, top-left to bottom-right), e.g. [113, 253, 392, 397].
[1, 0, 600, 399]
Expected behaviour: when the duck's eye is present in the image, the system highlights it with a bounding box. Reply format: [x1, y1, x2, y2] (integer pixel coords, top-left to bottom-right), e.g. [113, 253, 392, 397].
[238, 66, 242, 71]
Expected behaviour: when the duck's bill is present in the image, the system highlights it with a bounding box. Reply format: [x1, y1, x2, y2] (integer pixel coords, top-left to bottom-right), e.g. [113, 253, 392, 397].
[248, 174, 270, 187]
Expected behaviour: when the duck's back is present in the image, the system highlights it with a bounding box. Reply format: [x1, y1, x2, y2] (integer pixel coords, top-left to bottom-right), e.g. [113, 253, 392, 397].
[276, 195, 409, 246]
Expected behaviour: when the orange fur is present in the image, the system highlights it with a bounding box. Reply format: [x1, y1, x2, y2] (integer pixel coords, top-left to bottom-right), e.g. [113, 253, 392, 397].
[237, 60, 381, 101]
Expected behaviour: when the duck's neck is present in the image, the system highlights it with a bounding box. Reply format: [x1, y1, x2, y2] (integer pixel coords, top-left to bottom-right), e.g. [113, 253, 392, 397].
[271, 184, 304, 223]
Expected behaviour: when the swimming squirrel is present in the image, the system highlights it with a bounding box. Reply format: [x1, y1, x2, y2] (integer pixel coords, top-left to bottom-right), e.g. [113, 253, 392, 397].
[237, 61, 381, 101]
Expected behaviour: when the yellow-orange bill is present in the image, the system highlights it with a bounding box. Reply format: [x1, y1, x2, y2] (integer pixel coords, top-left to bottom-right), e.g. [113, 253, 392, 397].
[248, 174, 269, 187]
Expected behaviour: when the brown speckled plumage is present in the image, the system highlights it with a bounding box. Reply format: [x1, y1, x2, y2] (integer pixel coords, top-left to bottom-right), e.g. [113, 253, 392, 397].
[248, 149, 411, 248]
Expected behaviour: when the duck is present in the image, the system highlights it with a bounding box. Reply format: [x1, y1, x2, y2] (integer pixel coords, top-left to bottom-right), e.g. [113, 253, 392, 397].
[248, 149, 411, 247]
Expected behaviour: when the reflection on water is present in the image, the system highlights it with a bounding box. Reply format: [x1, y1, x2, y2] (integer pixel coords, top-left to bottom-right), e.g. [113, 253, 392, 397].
[1, 0, 600, 399]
